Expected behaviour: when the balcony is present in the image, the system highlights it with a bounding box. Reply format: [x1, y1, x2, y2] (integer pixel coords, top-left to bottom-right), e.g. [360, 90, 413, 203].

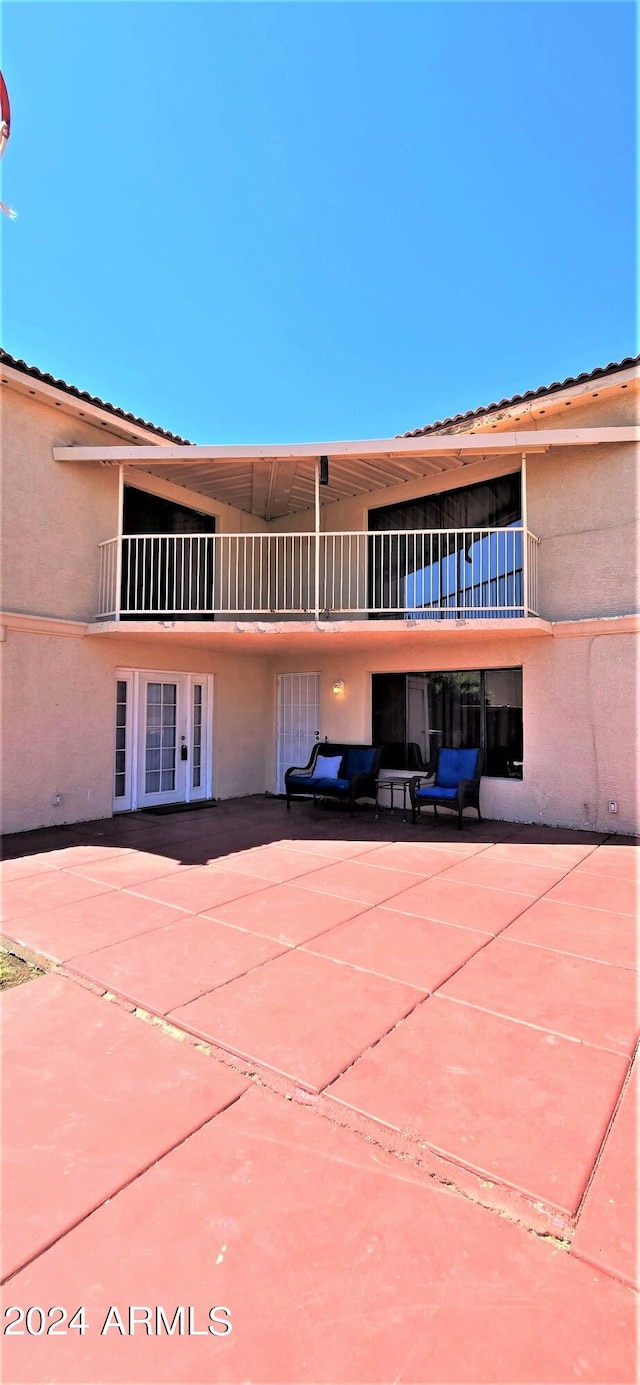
[97, 528, 539, 622]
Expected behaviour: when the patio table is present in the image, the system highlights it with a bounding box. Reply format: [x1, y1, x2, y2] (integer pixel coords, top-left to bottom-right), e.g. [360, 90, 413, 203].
[374, 776, 411, 822]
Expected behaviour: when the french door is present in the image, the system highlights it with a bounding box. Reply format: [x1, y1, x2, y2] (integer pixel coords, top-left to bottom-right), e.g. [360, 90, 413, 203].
[114, 670, 213, 811]
[276, 673, 320, 793]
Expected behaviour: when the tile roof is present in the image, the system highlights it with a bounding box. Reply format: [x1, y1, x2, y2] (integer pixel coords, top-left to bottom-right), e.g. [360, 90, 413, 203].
[3, 345, 637, 450]
[0, 348, 191, 444]
[401, 355, 640, 438]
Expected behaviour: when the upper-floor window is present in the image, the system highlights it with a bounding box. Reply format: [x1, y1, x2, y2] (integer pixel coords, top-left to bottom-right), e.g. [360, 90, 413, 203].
[121, 486, 216, 622]
[368, 473, 522, 618]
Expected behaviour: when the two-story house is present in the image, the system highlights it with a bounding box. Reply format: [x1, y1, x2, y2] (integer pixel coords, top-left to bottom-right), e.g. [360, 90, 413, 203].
[1, 349, 638, 837]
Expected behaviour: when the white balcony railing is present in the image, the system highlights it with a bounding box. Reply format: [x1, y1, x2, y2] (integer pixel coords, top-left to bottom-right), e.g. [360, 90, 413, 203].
[97, 528, 540, 621]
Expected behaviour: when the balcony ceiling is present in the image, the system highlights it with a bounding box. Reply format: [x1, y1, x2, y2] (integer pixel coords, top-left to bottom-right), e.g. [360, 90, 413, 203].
[55, 425, 636, 522]
[135, 451, 489, 520]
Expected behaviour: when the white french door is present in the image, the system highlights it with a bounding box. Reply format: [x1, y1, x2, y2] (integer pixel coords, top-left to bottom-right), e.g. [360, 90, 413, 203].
[276, 673, 321, 793]
[138, 676, 185, 807]
[114, 670, 213, 811]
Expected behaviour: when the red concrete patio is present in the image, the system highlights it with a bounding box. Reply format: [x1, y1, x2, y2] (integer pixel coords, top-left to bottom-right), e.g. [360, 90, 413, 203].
[1, 798, 637, 1382]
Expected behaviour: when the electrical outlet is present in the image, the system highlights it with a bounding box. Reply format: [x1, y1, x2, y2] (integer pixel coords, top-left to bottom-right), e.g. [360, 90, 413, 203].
[52, 793, 62, 806]
[608, 800, 618, 814]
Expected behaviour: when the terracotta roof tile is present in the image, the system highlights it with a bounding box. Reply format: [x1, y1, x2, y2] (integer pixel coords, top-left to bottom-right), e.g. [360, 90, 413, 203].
[400, 355, 640, 438]
[0, 348, 191, 444]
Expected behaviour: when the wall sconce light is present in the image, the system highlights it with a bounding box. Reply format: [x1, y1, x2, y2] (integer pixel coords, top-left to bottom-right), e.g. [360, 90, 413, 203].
[332, 679, 345, 695]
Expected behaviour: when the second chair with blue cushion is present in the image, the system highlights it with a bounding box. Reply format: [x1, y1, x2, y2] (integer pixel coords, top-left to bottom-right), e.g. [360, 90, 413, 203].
[409, 747, 483, 830]
[285, 742, 383, 814]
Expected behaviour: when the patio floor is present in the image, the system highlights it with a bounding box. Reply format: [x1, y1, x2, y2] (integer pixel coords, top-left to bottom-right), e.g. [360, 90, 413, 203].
[1, 798, 637, 1382]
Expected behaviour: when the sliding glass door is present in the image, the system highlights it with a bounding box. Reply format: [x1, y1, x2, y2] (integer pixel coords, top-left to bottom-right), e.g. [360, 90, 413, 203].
[372, 668, 523, 778]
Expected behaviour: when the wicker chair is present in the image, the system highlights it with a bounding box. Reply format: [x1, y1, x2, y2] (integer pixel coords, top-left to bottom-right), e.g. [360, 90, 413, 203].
[409, 747, 483, 830]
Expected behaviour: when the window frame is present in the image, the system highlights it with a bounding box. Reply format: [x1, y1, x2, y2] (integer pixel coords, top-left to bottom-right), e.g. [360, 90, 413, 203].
[371, 667, 524, 780]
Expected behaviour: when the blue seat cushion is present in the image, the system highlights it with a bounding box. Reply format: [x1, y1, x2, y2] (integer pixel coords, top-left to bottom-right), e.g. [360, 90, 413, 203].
[310, 776, 351, 793]
[437, 748, 480, 788]
[343, 747, 377, 777]
[416, 785, 459, 801]
[287, 774, 315, 789]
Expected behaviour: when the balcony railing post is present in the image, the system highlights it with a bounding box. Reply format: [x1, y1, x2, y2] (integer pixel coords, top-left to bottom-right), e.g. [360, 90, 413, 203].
[97, 522, 540, 621]
[114, 465, 124, 621]
[114, 538, 123, 620]
[521, 451, 529, 615]
[314, 459, 320, 621]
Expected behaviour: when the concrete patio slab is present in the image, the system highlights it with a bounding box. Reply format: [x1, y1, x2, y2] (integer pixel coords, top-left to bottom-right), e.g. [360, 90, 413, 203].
[127, 865, 271, 912]
[0, 843, 133, 881]
[328, 994, 629, 1217]
[438, 937, 639, 1055]
[67, 852, 199, 888]
[170, 948, 423, 1092]
[8, 842, 136, 872]
[438, 854, 572, 896]
[503, 897, 638, 969]
[293, 857, 423, 906]
[388, 875, 531, 933]
[0, 869, 113, 921]
[3, 891, 190, 964]
[203, 880, 366, 945]
[214, 843, 331, 881]
[3, 1087, 635, 1385]
[480, 839, 600, 869]
[574, 843, 639, 880]
[2, 799, 637, 1321]
[284, 834, 426, 858]
[304, 906, 489, 991]
[66, 915, 290, 1014]
[1, 854, 69, 883]
[1, 972, 248, 1281]
[572, 1060, 638, 1289]
[545, 870, 637, 916]
[350, 841, 467, 874]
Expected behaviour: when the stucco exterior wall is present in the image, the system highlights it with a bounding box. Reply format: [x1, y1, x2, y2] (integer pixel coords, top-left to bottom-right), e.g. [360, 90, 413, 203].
[1, 373, 637, 837]
[1, 389, 265, 624]
[265, 628, 639, 835]
[526, 445, 637, 620]
[269, 383, 638, 624]
[0, 627, 269, 834]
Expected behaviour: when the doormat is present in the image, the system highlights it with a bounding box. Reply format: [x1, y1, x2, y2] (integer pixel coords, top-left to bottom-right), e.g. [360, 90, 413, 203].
[141, 799, 218, 817]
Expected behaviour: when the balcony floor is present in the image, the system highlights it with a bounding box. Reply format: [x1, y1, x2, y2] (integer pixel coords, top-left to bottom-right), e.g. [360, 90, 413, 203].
[89, 615, 553, 652]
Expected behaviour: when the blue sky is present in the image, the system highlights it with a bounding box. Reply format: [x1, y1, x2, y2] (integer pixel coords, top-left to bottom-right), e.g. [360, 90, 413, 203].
[1, 2, 636, 442]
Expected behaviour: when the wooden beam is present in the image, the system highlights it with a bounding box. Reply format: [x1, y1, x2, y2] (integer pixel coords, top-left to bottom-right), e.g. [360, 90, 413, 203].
[53, 427, 638, 467]
[250, 461, 272, 518]
[265, 458, 298, 520]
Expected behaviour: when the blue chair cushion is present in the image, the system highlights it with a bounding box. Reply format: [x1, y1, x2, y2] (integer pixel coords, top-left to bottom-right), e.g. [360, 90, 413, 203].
[416, 785, 459, 801]
[437, 748, 480, 788]
[287, 774, 315, 790]
[343, 747, 377, 777]
[311, 776, 351, 793]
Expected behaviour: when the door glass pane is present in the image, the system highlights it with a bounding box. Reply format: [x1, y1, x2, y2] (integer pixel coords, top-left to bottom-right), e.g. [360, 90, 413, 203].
[192, 684, 203, 789]
[484, 668, 523, 778]
[146, 683, 176, 794]
[114, 680, 128, 798]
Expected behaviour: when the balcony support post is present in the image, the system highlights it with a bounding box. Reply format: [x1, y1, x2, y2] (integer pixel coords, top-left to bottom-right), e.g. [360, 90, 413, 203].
[314, 458, 320, 621]
[521, 451, 528, 615]
[115, 464, 124, 621]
